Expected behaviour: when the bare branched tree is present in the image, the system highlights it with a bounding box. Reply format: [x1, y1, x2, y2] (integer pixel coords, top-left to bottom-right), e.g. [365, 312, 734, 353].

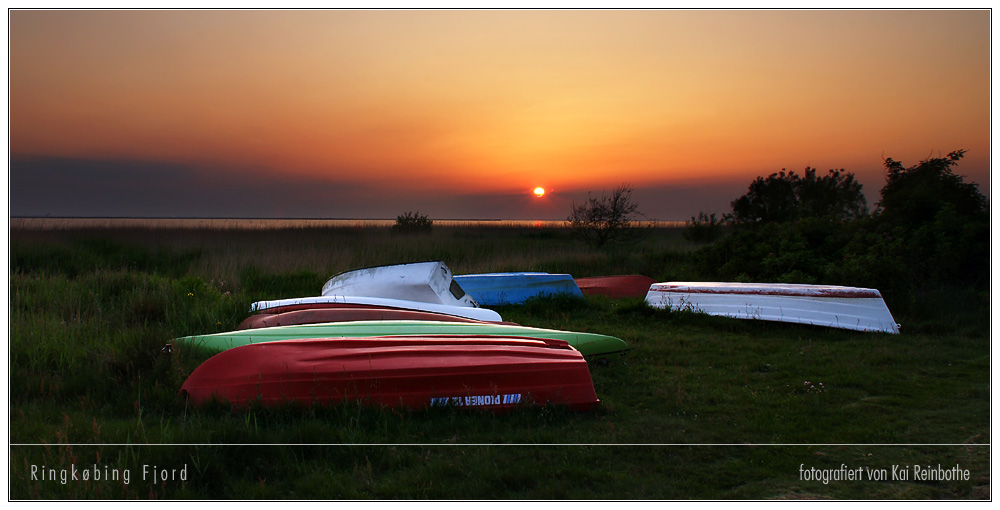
[567, 183, 642, 248]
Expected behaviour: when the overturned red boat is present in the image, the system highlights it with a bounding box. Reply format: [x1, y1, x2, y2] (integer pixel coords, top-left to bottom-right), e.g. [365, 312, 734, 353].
[574, 275, 656, 299]
[180, 335, 600, 411]
[237, 307, 499, 330]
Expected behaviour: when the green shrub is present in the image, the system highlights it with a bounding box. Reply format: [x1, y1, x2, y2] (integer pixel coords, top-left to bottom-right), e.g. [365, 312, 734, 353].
[694, 218, 850, 284]
[392, 211, 433, 233]
[682, 211, 724, 244]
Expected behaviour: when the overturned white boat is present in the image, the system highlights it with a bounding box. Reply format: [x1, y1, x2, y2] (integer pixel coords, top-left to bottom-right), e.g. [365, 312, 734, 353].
[645, 282, 900, 334]
[321, 261, 479, 307]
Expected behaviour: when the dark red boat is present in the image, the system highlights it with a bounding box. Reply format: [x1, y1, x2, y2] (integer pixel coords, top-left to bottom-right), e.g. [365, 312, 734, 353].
[574, 275, 656, 299]
[237, 307, 498, 330]
[179, 335, 599, 411]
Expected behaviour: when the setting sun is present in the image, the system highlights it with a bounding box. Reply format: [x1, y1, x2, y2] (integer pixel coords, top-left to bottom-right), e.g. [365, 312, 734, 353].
[533, 187, 546, 197]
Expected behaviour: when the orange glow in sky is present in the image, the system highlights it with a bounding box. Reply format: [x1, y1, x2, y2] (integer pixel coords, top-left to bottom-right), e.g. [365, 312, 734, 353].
[8, 9, 991, 217]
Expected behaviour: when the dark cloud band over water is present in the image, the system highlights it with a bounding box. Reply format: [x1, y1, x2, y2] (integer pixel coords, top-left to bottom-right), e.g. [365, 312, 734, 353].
[10, 156, 751, 221]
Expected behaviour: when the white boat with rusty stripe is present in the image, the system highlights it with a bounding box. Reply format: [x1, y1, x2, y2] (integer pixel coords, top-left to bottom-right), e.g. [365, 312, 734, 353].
[645, 282, 900, 334]
[321, 261, 478, 307]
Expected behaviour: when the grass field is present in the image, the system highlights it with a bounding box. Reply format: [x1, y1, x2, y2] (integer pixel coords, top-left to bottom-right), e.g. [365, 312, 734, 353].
[9, 225, 990, 499]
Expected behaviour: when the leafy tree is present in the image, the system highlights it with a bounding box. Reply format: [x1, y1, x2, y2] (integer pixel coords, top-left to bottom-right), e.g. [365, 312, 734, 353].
[876, 149, 986, 228]
[731, 171, 798, 224]
[868, 149, 988, 288]
[730, 167, 867, 225]
[392, 211, 433, 233]
[568, 183, 642, 248]
[796, 167, 868, 220]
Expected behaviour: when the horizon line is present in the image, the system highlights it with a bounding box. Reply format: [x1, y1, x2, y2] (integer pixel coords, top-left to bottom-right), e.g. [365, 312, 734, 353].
[9, 215, 691, 222]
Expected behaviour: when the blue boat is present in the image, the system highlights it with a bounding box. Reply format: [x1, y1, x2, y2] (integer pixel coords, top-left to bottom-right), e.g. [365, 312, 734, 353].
[454, 272, 585, 305]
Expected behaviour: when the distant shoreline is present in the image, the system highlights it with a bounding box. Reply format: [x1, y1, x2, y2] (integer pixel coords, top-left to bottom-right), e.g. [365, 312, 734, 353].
[9, 215, 687, 221]
[9, 216, 571, 221]
[10, 217, 689, 230]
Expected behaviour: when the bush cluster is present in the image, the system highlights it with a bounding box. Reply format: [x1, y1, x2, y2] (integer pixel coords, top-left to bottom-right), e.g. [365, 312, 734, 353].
[694, 150, 989, 316]
[392, 211, 433, 233]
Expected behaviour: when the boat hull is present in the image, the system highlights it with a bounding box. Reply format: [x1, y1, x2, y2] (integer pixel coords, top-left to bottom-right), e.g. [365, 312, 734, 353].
[237, 307, 499, 330]
[179, 336, 600, 411]
[321, 261, 478, 307]
[250, 295, 503, 322]
[453, 272, 584, 305]
[575, 275, 656, 299]
[176, 320, 628, 358]
[645, 282, 900, 334]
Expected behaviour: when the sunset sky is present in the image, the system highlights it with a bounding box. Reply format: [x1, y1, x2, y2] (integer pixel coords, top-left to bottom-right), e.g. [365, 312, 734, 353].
[8, 9, 991, 220]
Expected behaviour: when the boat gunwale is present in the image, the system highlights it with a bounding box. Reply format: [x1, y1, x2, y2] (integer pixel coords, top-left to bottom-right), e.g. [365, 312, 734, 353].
[648, 282, 883, 299]
[249, 295, 501, 322]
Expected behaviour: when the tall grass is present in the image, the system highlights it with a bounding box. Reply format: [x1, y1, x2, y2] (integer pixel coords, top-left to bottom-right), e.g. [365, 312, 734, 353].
[9, 225, 989, 499]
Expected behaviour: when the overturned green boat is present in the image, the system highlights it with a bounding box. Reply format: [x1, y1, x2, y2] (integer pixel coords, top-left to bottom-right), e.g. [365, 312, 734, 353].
[174, 320, 627, 359]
